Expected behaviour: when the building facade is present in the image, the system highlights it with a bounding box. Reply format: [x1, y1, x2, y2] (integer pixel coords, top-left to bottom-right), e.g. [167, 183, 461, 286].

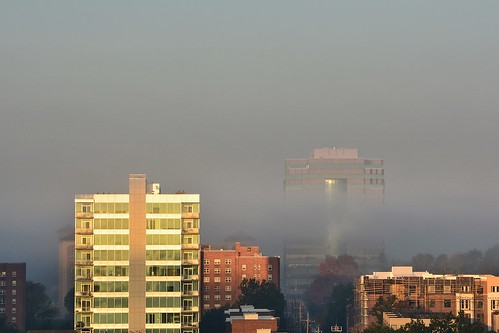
[225, 305, 278, 333]
[0, 263, 26, 333]
[355, 266, 499, 332]
[284, 147, 384, 201]
[74, 174, 200, 333]
[200, 242, 280, 311]
[282, 239, 326, 300]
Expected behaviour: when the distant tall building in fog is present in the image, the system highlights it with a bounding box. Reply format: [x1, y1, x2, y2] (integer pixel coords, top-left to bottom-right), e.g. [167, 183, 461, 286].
[74, 174, 200, 333]
[284, 147, 384, 202]
[59, 225, 75, 317]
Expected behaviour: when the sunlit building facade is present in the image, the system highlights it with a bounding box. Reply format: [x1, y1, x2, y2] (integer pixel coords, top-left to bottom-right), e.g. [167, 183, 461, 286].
[355, 266, 499, 332]
[284, 147, 384, 201]
[74, 174, 200, 333]
[200, 242, 280, 311]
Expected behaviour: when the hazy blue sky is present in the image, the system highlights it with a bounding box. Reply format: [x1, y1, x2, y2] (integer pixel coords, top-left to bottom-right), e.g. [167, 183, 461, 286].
[1, 1, 499, 289]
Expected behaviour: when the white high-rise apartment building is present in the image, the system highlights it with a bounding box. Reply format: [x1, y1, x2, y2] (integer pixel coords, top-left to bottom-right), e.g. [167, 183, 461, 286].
[74, 174, 200, 333]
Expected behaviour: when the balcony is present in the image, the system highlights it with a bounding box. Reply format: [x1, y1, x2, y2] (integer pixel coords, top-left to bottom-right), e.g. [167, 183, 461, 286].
[75, 260, 93, 266]
[182, 243, 199, 250]
[75, 290, 93, 296]
[182, 227, 199, 234]
[75, 244, 93, 250]
[75, 212, 93, 219]
[182, 321, 199, 328]
[182, 290, 199, 297]
[182, 259, 198, 265]
[75, 228, 93, 235]
[182, 274, 199, 281]
[181, 212, 199, 219]
[75, 275, 93, 281]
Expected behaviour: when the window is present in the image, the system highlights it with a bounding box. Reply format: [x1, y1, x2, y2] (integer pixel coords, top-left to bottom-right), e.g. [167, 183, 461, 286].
[203, 259, 210, 265]
[11, 317, 16, 323]
[204, 304, 210, 310]
[0, 281, 4, 286]
[225, 277, 232, 283]
[225, 295, 231, 301]
[214, 285, 221, 291]
[268, 265, 272, 271]
[428, 300, 435, 308]
[225, 286, 231, 292]
[214, 277, 220, 283]
[214, 304, 221, 309]
[203, 277, 210, 283]
[225, 259, 231, 265]
[0, 308, 4, 314]
[0, 290, 4, 295]
[203, 268, 210, 274]
[12, 290, 16, 296]
[12, 299, 16, 305]
[0, 299, 4, 304]
[214, 268, 221, 274]
[214, 259, 220, 265]
[268, 274, 273, 281]
[214, 295, 221, 301]
[203, 295, 210, 301]
[225, 268, 231, 274]
[12, 308, 16, 314]
[0, 272, 5, 277]
[492, 286, 499, 293]
[242, 274, 247, 279]
[444, 299, 451, 308]
[477, 300, 483, 309]
[203, 286, 210, 291]
[12, 272, 16, 278]
[462, 286, 470, 292]
[242, 264, 246, 271]
[12, 281, 16, 287]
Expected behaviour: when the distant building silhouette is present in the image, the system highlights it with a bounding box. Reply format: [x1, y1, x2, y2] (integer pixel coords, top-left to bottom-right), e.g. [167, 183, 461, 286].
[284, 147, 384, 202]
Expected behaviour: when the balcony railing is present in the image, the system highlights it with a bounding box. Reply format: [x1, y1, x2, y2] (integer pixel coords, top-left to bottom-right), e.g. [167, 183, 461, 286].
[75, 228, 93, 235]
[182, 259, 198, 265]
[75, 275, 93, 281]
[182, 227, 199, 234]
[75, 260, 93, 266]
[181, 212, 199, 219]
[182, 274, 199, 281]
[75, 212, 93, 219]
[75, 244, 93, 250]
[181, 244, 199, 250]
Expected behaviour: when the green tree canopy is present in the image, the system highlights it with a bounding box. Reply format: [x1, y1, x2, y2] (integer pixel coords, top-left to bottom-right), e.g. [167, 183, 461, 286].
[237, 278, 286, 321]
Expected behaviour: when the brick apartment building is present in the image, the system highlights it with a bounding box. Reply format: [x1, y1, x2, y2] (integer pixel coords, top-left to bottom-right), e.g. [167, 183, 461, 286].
[0, 263, 26, 333]
[355, 266, 499, 332]
[201, 242, 280, 311]
[225, 305, 278, 333]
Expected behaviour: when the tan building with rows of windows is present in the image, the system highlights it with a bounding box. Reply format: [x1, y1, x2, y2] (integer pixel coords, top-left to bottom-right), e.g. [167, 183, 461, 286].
[200, 242, 280, 311]
[355, 266, 499, 332]
[74, 174, 200, 333]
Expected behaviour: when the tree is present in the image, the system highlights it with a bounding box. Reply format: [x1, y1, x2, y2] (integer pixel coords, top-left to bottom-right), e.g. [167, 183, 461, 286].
[369, 295, 398, 325]
[237, 279, 286, 322]
[25, 281, 59, 330]
[0, 316, 19, 333]
[200, 307, 227, 333]
[410, 253, 434, 272]
[64, 287, 75, 319]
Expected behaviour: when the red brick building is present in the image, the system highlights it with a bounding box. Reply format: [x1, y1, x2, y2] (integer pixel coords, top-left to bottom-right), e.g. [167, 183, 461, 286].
[201, 242, 280, 311]
[225, 305, 278, 333]
[0, 263, 26, 333]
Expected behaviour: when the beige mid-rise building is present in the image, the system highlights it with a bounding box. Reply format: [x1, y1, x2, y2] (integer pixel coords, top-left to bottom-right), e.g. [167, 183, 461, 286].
[355, 266, 499, 332]
[74, 174, 200, 333]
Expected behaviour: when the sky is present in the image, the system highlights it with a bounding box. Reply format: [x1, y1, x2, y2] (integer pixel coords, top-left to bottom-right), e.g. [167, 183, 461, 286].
[1, 1, 499, 291]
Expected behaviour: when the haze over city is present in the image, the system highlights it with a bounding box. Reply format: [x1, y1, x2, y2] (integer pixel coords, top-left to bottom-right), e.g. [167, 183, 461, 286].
[2, 1, 499, 293]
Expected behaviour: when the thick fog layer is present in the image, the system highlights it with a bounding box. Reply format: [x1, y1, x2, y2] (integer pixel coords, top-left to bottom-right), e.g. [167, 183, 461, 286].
[1, 2, 499, 290]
